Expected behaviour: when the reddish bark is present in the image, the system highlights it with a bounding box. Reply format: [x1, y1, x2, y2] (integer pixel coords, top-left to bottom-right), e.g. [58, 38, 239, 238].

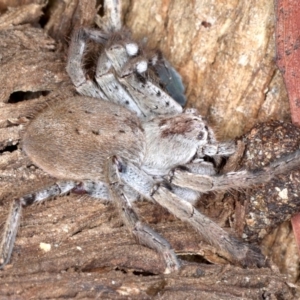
[275, 0, 300, 259]
[275, 0, 300, 125]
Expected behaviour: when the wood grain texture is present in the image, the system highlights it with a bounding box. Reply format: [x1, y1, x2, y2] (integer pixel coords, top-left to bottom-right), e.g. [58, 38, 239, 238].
[275, 0, 300, 126]
[126, 0, 290, 139]
[0, 0, 299, 298]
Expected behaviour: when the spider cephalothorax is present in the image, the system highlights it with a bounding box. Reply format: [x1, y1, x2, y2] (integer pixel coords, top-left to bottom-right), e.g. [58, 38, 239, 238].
[1, 0, 300, 273]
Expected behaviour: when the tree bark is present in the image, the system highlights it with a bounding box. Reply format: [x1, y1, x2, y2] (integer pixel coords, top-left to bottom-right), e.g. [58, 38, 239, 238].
[0, 0, 298, 298]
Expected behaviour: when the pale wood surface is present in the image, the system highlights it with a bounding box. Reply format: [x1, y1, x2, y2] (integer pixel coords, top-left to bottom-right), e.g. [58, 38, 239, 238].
[0, 1, 298, 298]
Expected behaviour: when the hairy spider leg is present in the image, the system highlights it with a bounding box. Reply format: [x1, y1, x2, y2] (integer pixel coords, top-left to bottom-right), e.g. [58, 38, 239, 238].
[171, 149, 300, 192]
[0, 181, 76, 269]
[108, 156, 180, 273]
[111, 156, 267, 268]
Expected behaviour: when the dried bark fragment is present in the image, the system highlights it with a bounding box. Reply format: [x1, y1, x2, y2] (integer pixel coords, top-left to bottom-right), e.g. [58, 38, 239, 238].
[0, 2, 45, 30]
[0, 0, 298, 298]
[0, 0, 44, 12]
[197, 121, 300, 282]
[0, 197, 296, 299]
[0, 25, 68, 103]
[45, 0, 97, 46]
[240, 121, 300, 242]
[275, 0, 300, 275]
[262, 221, 300, 283]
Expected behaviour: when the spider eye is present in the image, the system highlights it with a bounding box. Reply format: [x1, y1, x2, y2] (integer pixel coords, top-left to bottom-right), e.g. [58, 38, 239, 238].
[136, 60, 148, 74]
[125, 43, 139, 56]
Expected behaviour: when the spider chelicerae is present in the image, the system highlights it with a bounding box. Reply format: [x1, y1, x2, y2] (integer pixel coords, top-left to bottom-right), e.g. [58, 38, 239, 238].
[1, 0, 300, 273]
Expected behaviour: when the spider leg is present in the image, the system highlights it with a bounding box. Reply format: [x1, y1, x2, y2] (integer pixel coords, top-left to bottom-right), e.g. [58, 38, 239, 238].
[0, 181, 76, 269]
[167, 184, 201, 205]
[200, 141, 236, 157]
[93, 46, 145, 118]
[0, 199, 22, 269]
[90, 38, 182, 118]
[102, 0, 122, 32]
[183, 160, 216, 176]
[152, 184, 266, 267]
[116, 54, 183, 117]
[68, 4, 183, 119]
[66, 29, 108, 99]
[152, 57, 187, 107]
[195, 135, 237, 167]
[112, 156, 267, 267]
[107, 156, 180, 273]
[89, 32, 182, 118]
[73, 179, 141, 203]
[167, 161, 216, 205]
[171, 149, 300, 192]
[99, 2, 188, 108]
[72, 180, 110, 200]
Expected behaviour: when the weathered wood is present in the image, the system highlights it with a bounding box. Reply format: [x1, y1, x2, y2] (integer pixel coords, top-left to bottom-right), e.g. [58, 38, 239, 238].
[0, 0, 298, 298]
[126, 0, 290, 139]
[0, 196, 295, 299]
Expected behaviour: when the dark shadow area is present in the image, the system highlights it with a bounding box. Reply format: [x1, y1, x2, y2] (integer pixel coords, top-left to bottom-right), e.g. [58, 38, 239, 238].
[8, 91, 50, 104]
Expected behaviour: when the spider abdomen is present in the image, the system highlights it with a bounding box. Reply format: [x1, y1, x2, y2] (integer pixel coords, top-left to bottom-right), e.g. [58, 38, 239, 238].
[22, 96, 145, 181]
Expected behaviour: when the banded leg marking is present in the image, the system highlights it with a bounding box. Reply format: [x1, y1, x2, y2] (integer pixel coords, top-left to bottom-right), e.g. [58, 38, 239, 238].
[0, 181, 75, 268]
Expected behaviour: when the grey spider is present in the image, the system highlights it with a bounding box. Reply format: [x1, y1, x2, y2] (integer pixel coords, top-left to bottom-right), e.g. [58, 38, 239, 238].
[1, 0, 300, 273]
